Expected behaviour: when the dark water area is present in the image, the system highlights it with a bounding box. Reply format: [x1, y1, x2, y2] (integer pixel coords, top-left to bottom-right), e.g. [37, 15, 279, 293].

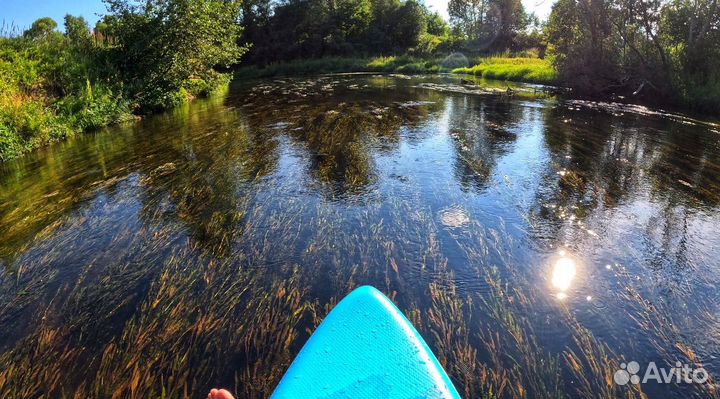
[1, 74, 719, 398]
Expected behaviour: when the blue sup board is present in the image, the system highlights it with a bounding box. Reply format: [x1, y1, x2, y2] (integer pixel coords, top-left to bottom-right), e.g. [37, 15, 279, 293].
[271, 286, 462, 399]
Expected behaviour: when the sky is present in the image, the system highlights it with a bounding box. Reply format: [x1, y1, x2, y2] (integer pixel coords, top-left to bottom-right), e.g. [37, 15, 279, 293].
[1, 0, 555, 33]
[424, 0, 555, 20]
[1, 0, 108, 32]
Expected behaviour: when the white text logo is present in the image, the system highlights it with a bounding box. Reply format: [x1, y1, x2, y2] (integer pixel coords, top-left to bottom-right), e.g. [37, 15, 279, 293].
[614, 361, 709, 385]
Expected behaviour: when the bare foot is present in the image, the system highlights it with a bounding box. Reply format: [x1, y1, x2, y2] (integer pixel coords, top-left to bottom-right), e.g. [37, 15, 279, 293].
[208, 388, 235, 399]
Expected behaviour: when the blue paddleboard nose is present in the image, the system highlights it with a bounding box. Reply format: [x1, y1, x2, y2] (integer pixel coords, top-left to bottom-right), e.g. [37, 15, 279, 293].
[271, 286, 462, 399]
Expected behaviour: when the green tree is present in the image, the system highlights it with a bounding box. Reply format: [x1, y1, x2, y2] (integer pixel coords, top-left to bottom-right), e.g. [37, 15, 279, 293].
[426, 11, 450, 36]
[546, 0, 719, 111]
[449, 0, 526, 49]
[334, 0, 373, 41]
[247, 0, 430, 59]
[448, 0, 487, 40]
[391, 0, 427, 49]
[366, 0, 403, 52]
[64, 15, 92, 47]
[239, 0, 274, 63]
[546, 0, 619, 94]
[23, 17, 58, 41]
[486, 0, 527, 49]
[662, 0, 720, 111]
[104, 0, 247, 110]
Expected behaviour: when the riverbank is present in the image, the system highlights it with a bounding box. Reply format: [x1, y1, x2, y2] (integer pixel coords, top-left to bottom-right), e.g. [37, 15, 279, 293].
[1, 9, 243, 162]
[234, 55, 557, 85]
[0, 56, 228, 162]
[0, 72, 135, 162]
[234, 56, 445, 79]
[1, 52, 556, 161]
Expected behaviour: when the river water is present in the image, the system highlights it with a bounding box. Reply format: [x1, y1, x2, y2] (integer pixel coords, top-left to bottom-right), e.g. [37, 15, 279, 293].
[1, 75, 719, 398]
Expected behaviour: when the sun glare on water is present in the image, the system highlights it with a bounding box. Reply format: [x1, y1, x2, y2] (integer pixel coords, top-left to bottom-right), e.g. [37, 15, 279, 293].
[551, 255, 577, 299]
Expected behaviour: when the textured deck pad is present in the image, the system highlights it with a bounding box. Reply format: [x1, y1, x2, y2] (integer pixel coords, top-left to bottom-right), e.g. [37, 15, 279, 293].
[271, 286, 462, 399]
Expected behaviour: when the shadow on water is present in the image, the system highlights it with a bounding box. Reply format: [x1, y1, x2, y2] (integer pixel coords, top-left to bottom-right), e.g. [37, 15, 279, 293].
[1, 74, 719, 398]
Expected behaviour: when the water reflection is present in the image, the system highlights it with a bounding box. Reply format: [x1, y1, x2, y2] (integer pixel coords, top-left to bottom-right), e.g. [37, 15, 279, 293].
[0, 75, 719, 398]
[446, 97, 520, 191]
[550, 254, 577, 297]
[235, 76, 446, 199]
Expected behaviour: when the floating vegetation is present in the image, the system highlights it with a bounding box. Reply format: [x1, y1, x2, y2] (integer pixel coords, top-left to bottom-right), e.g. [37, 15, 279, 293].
[1, 75, 720, 398]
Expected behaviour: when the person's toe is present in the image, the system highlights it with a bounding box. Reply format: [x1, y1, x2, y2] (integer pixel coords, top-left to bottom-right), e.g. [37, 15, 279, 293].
[215, 389, 235, 399]
[217, 389, 235, 399]
[208, 388, 234, 399]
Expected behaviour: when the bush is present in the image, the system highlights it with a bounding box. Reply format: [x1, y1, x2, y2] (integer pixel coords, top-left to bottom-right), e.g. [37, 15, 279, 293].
[682, 77, 720, 114]
[413, 34, 442, 56]
[0, 20, 131, 160]
[56, 80, 132, 131]
[0, 92, 73, 160]
[235, 55, 449, 79]
[409, 32, 464, 57]
[183, 73, 232, 98]
[235, 57, 369, 79]
[0, 123, 24, 161]
[440, 52, 470, 69]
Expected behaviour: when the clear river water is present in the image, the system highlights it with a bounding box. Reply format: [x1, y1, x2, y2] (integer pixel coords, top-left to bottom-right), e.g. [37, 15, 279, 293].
[1, 74, 719, 398]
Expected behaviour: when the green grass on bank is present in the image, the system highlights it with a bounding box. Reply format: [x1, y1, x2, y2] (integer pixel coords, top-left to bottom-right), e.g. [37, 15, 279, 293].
[235, 56, 445, 79]
[0, 37, 135, 161]
[236, 55, 558, 86]
[452, 57, 558, 85]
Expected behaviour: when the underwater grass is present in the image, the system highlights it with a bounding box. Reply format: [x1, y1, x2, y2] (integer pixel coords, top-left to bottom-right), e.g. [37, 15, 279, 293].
[1, 76, 719, 399]
[452, 57, 558, 85]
